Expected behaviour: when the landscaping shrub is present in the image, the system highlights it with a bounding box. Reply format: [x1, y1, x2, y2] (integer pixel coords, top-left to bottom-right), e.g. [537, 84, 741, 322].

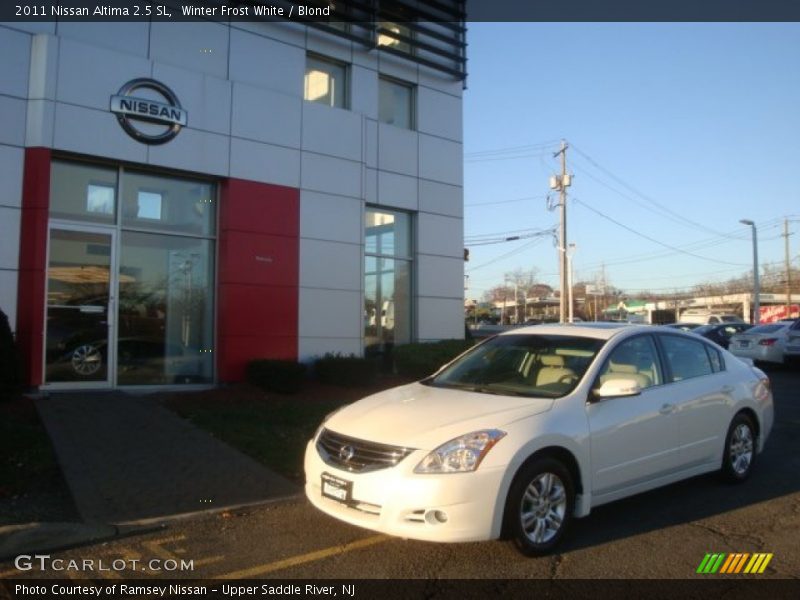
[245, 359, 307, 394]
[0, 308, 20, 401]
[393, 339, 476, 379]
[314, 353, 378, 387]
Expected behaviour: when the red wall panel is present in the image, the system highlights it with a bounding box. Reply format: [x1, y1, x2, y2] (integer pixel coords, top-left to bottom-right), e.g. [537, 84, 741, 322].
[217, 178, 299, 382]
[16, 148, 52, 387]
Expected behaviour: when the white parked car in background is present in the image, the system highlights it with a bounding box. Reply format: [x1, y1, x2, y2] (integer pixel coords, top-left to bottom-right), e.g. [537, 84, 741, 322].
[782, 319, 800, 364]
[305, 324, 773, 555]
[729, 321, 794, 365]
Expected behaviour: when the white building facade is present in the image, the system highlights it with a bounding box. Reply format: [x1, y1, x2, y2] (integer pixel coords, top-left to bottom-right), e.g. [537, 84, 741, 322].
[0, 5, 466, 388]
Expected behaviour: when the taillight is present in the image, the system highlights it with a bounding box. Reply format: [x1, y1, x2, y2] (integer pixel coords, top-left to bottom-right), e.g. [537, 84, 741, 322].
[758, 338, 777, 346]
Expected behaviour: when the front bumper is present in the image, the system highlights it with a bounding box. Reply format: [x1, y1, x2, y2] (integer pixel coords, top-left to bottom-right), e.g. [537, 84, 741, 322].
[304, 439, 506, 543]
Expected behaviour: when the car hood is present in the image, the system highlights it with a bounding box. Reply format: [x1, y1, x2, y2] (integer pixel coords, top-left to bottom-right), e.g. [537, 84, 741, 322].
[323, 382, 555, 449]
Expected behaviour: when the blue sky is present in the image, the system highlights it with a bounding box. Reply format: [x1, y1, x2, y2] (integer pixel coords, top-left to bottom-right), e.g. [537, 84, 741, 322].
[463, 23, 800, 300]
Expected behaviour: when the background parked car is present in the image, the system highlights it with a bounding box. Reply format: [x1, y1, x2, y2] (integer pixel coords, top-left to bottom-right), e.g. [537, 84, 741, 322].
[663, 322, 703, 332]
[729, 322, 794, 365]
[782, 319, 800, 365]
[678, 311, 745, 325]
[693, 323, 753, 349]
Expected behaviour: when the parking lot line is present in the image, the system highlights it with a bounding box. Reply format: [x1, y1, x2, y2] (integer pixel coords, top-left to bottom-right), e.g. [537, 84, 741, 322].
[141, 535, 187, 562]
[217, 535, 387, 579]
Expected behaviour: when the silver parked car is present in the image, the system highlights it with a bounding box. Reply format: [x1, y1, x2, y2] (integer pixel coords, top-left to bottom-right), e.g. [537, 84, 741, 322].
[783, 319, 800, 364]
[729, 322, 793, 365]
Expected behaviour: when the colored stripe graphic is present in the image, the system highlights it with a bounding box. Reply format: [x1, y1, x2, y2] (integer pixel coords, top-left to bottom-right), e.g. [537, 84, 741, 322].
[698, 553, 727, 573]
[699, 552, 773, 575]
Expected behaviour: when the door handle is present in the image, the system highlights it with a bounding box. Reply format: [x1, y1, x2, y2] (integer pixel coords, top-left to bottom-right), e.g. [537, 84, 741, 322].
[659, 403, 675, 415]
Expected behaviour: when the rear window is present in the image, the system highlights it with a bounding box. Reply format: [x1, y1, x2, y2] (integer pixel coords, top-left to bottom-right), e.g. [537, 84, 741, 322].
[748, 324, 784, 334]
[720, 315, 741, 323]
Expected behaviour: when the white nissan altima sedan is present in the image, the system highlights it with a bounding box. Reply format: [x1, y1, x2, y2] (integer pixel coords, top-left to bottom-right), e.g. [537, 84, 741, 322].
[304, 323, 774, 555]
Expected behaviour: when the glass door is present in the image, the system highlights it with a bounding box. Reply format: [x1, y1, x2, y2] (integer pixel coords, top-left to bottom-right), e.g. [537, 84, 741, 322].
[44, 225, 116, 387]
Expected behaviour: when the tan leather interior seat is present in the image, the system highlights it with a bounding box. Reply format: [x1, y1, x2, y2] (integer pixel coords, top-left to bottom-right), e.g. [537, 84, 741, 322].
[600, 361, 652, 389]
[535, 354, 577, 386]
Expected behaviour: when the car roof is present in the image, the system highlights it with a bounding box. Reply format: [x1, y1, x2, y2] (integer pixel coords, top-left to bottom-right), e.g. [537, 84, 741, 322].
[500, 322, 648, 341]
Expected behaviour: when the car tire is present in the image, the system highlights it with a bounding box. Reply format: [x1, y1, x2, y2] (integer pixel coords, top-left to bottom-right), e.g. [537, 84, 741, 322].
[504, 456, 574, 556]
[721, 413, 757, 483]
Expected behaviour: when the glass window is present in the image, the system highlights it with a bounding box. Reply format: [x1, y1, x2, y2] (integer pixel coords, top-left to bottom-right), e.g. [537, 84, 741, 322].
[121, 171, 215, 236]
[45, 229, 112, 384]
[305, 54, 348, 109]
[379, 76, 414, 129]
[86, 184, 115, 216]
[47, 161, 217, 387]
[364, 208, 412, 353]
[427, 334, 605, 399]
[377, 21, 412, 54]
[118, 232, 214, 385]
[706, 345, 724, 373]
[598, 335, 661, 390]
[660, 335, 714, 382]
[50, 161, 118, 223]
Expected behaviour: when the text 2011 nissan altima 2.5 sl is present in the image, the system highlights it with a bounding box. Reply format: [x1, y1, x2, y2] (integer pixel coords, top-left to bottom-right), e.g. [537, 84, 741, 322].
[304, 324, 774, 555]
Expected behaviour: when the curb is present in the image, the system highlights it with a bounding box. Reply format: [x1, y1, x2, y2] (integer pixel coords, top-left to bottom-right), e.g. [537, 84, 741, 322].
[0, 493, 305, 563]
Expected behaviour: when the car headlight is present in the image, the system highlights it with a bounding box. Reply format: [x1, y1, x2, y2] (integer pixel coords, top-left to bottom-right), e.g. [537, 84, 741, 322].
[414, 430, 506, 474]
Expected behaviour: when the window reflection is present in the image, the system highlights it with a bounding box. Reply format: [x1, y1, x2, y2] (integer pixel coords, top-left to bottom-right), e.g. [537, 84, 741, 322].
[122, 172, 214, 236]
[118, 232, 214, 385]
[379, 76, 414, 129]
[364, 208, 412, 353]
[305, 54, 348, 109]
[50, 161, 118, 223]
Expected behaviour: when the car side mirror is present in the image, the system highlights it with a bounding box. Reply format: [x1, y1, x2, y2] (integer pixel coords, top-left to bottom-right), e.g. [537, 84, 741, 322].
[593, 379, 642, 400]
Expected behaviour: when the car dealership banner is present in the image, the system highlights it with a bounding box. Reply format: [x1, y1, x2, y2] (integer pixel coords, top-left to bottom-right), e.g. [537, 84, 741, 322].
[760, 304, 800, 323]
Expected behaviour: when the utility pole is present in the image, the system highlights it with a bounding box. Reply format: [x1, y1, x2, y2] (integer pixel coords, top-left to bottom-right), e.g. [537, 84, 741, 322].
[784, 219, 793, 318]
[550, 140, 571, 323]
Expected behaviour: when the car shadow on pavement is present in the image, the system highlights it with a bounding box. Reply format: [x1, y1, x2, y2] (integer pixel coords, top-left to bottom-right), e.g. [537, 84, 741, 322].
[560, 368, 800, 552]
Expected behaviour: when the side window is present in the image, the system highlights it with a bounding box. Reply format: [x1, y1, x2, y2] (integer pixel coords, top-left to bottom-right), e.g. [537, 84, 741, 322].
[305, 54, 349, 109]
[709, 316, 719, 324]
[660, 335, 714, 382]
[598, 335, 661, 390]
[706, 344, 724, 373]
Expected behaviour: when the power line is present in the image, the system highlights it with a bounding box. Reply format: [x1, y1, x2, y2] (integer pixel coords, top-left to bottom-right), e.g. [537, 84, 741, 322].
[464, 140, 562, 158]
[467, 237, 549, 272]
[465, 194, 547, 207]
[568, 142, 724, 237]
[573, 198, 749, 267]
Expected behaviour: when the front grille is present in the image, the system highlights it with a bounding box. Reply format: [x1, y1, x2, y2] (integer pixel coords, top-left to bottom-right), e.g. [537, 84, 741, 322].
[316, 428, 415, 473]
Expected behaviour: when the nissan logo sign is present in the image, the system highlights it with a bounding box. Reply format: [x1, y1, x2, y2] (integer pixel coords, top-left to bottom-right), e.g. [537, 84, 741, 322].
[110, 78, 188, 145]
[338, 445, 355, 462]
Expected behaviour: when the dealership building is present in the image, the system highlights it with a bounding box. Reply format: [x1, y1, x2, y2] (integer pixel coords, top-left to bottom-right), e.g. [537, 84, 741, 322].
[0, 4, 466, 389]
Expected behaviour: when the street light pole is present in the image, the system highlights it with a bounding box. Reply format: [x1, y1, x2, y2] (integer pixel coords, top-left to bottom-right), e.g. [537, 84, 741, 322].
[567, 243, 576, 323]
[740, 219, 760, 324]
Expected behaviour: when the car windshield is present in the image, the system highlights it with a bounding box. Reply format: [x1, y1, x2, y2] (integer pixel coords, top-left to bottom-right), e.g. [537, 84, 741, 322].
[424, 334, 605, 398]
[720, 316, 741, 322]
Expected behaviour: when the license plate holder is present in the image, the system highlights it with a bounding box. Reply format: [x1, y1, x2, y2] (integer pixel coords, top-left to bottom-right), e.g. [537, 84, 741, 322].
[321, 472, 352, 504]
[739, 341, 750, 348]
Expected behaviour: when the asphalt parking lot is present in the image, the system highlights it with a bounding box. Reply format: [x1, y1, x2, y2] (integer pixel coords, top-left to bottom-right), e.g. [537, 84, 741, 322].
[2, 368, 798, 582]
